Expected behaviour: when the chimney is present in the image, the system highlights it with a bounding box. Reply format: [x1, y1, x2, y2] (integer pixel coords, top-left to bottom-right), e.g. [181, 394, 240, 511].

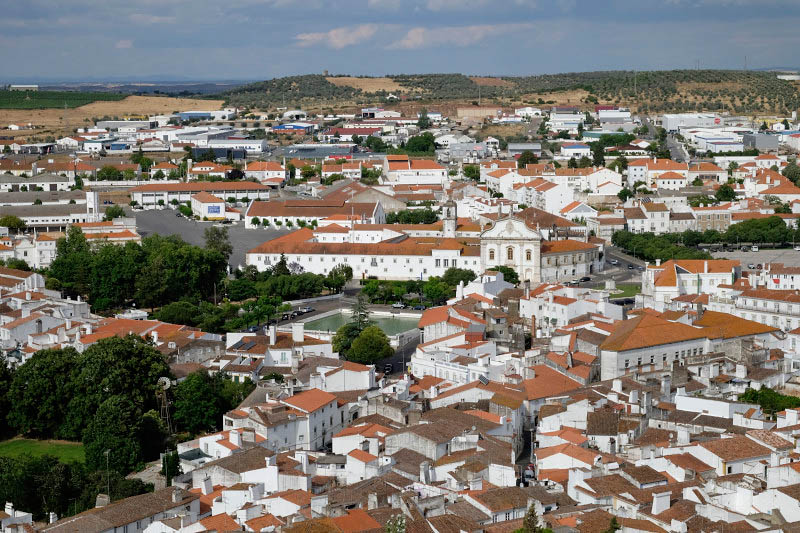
[368, 493, 379, 510]
[171, 487, 182, 503]
[201, 476, 213, 495]
[655, 258, 661, 267]
[612, 378, 622, 393]
[5, 502, 13, 516]
[25, 292, 30, 300]
[298, 451, 309, 474]
[566, 352, 573, 368]
[95, 494, 110, 508]
[151, 330, 159, 344]
[269, 325, 276, 346]
[49, 512, 58, 524]
[704, 260, 708, 273]
[65, 318, 72, 330]
[229, 429, 242, 447]
[677, 428, 690, 446]
[652, 491, 671, 515]
[292, 322, 304, 343]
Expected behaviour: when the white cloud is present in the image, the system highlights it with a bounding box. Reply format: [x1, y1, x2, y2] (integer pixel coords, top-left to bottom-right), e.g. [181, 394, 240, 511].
[295, 24, 378, 49]
[388, 23, 533, 49]
[115, 39, 133, 49]
[130, 13, 176, 24]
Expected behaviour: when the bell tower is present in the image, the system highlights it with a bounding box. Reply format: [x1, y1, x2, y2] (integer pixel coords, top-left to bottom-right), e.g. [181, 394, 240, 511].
[443, 197, 457, 238]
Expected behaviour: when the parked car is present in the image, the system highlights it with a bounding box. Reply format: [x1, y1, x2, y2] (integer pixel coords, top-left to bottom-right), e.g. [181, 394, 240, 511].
[391, 302, 405, 309]
[741, 246, 750, 252]
[748, 264, 756, 269]
[246, 325, 259, 333]
[794, 245, 800, 251]
[300, 306, 314, 313]
[383, 363, 393, 374]
[412, 305, 425, 310]
[281, 313, 291, 321]
[579, 276, 591, 282]
[627, 264, 635, 270]
[752, 245, 759, 252]
[290, 311, 300, 318]
[609, 259, 619, 265]
[637, 266, 645, 271]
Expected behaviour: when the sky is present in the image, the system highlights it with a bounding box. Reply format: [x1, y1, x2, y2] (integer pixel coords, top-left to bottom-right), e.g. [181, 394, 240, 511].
[3, 0, 800, 82]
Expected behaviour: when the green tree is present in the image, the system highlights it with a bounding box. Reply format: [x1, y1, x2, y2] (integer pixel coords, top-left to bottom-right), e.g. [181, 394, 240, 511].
[349, 325, 394, 364]
[403, 132, 436, 153]
[7, 348, 79, 438]
[463, 164, 480, 180]
[0, 356, 12, 438]
[0, 215, 26, 232]
[83, 396, 145, 474]
[97, 165, 122, 181]
[442, 267, 476, 288]
[782, 161, 800, 184]
[602, 517, 621, 533]
[522, 502, 544, 533]
[617, 188, 633, 202]
[422, 278, 449, 305]
[204, 225, 233, 262]
[63, 335, 170, 440]
[491, 265, 519, 285]
[417, 109, 432, 130]
[173, 371, 224, 435]
[715, 184, 736, 202]
[518, 150, 538, 167]
[153, 169, 165, 180]
[325, 263, 353, 293]
[567, 157, 577, 169]
[49, 226, 93, 298]
[103, 204, 125, 221]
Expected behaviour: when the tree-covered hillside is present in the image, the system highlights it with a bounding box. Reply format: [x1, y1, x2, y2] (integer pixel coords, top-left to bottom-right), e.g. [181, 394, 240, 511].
[220, 70, 800, 114]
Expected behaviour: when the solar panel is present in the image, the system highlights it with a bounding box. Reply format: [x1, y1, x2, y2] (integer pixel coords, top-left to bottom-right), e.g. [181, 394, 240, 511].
[242, 341, 256, 350]
[478, 375, 489, 386]
[231, 340, 245, 349]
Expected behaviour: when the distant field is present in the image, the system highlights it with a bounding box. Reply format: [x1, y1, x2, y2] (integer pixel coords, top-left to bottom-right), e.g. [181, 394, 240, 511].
[0, 90, 124, 109]
[0, 95, 224, 139]
[0, 438, 85, 462]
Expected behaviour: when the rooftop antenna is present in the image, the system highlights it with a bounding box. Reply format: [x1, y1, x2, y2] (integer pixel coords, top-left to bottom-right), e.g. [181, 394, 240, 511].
[156, 376, 173, 434]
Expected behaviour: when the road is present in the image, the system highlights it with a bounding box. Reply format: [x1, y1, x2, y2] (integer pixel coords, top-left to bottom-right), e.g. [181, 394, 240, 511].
[665, 134, 688, 163]
[135, 209, 286, 269]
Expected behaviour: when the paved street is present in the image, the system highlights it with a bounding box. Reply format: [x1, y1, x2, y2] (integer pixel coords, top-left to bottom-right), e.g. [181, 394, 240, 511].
[134, 209, 286, 269]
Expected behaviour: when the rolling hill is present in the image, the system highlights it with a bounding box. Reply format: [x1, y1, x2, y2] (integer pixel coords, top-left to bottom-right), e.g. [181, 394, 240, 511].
[219, 70, 800, 115]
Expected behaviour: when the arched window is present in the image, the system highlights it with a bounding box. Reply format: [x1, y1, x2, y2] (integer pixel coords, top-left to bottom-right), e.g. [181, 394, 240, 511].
[525, 249, 532, 261]
[507, 247, 514, 260]
[489, 249, 495, 261]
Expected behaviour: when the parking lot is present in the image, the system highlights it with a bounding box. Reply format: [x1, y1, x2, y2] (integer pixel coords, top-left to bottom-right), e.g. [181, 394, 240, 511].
[134, 208, 285, 268]
[712, 247, 800, 268]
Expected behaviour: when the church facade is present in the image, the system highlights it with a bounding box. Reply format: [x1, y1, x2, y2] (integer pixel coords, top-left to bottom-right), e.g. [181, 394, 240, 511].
[480, 214, 602, 284]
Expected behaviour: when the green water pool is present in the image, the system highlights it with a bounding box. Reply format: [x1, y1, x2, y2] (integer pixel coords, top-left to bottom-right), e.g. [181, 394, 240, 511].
[304, 313, 420, 336]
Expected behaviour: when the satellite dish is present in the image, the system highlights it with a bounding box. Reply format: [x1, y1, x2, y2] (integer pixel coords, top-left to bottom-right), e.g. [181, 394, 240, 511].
[157, 376, 171, 390]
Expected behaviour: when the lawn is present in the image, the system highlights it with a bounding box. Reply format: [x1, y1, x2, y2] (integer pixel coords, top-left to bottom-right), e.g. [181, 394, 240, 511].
[597, 283, 641, 298]
[0, 438, 85, 462]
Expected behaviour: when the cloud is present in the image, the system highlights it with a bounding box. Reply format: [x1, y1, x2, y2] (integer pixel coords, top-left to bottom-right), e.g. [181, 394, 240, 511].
[295, 24, 377, 49]
[388, 23, 533, 49]
[115, 39, 133, 49]
[130, 13, 176, 24]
